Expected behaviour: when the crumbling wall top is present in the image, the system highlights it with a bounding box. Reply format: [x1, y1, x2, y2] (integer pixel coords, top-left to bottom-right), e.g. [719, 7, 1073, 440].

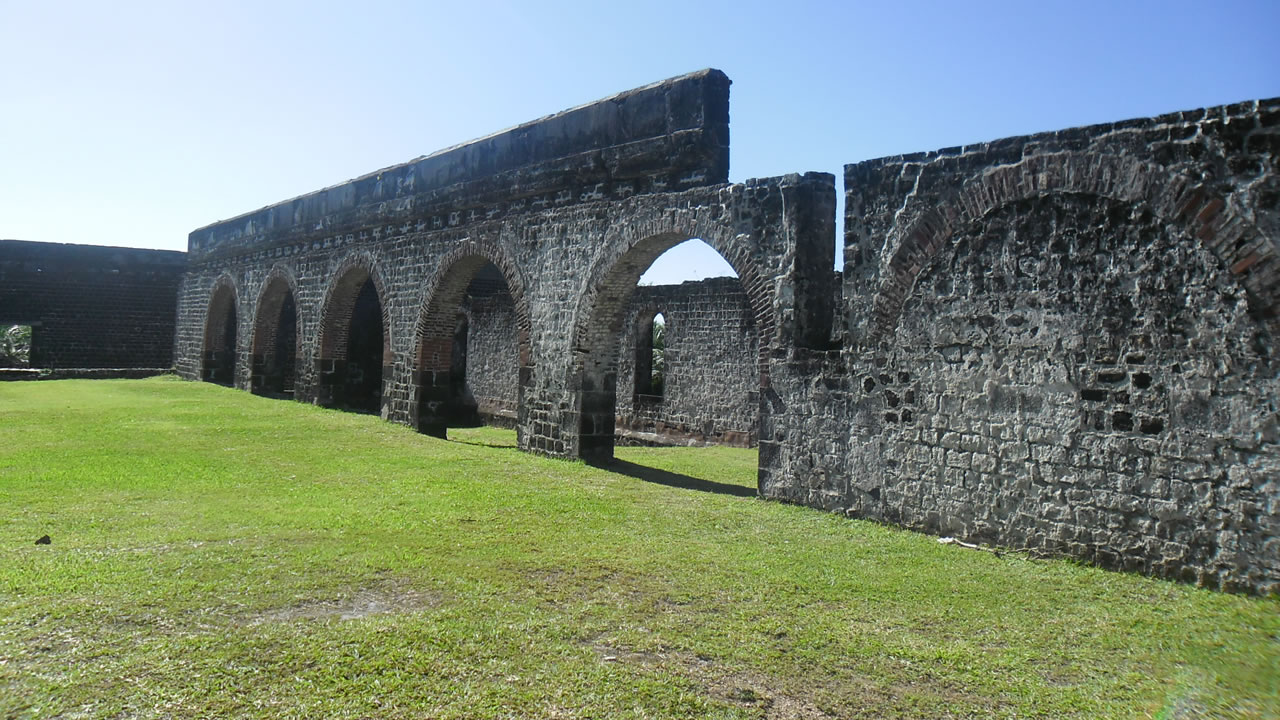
[189, 69, 731, 262]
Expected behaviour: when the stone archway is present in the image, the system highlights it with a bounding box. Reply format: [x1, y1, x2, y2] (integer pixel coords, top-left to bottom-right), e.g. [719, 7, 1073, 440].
[315, 255, 392, 415]
[250, 265, 300, 397]
[413, 240, 531, 439]
[570, 225, 776, 462]
[202, 276, 239, 386]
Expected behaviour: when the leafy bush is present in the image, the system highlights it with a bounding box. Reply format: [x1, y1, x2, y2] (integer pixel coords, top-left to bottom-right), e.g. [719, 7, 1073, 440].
[0, 324, 31, 367]
[651, 315, 665, 396]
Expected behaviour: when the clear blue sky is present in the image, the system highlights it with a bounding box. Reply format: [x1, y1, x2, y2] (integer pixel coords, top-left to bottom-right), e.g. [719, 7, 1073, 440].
[2, 0, 1277, 285]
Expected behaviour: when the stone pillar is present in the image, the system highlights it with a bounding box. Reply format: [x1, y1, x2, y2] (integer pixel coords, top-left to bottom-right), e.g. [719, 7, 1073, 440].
[416, 369, 450, 438]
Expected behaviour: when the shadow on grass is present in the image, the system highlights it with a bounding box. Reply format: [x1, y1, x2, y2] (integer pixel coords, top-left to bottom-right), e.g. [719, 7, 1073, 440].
[596, 459, 758, 498]
[449, 439, 520, 450]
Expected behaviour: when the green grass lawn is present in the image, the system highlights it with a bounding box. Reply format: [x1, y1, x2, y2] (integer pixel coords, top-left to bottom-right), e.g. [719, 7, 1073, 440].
[1, 378, 1276, 719]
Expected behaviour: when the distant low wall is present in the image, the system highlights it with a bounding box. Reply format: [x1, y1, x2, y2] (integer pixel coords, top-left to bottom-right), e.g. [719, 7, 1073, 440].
[0, 368, 172, 381]
[0, 240, 186, 369]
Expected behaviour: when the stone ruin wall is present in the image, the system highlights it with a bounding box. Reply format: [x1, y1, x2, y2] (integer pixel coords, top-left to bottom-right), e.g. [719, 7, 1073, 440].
[0, 240, 186, 369]
[761, 99, 1280, 594]
[463, 275, 761, 444]
[166, 68, 1277, 593]
[613, 277, 759, 446]
[461, 290, 521, 424]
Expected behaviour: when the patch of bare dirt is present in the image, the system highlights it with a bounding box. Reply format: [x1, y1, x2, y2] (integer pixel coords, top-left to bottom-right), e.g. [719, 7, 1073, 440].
[243, 583, 444, 625]
[588, 636, 1015, 719]
[702, 669, 837, 720]
[589, 642, 836, 719]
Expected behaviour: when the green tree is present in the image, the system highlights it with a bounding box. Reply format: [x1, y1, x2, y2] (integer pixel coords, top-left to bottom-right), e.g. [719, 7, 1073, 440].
[651, 315, 665, 396]
[1, 325, 32, 367]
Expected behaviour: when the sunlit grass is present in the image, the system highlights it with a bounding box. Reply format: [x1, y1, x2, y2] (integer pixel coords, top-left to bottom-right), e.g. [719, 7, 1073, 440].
[1, 378, 1276, 718]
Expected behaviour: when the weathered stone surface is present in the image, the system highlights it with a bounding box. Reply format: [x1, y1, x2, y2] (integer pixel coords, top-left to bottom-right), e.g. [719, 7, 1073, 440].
[0, 239, 186, 369]
[763, 98, 1280, 595]
[461, 286, 521, 426]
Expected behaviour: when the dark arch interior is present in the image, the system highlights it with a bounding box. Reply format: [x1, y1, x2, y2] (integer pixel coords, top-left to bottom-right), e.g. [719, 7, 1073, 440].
[316, 270, 389, 415]
[416, 260, 519, 438]
[202, 287, 237, 386]
[251, 282, 298, 397]
[345, 279, 385, 414]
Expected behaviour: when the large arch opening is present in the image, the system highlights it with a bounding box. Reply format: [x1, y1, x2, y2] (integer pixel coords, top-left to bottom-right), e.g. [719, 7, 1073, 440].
[574, 236, 769, 462]
[202, 282, 238, 386]
[316, 265, 390, 415]
[250, 274, 299, 398]
[415, 253, 530, 439]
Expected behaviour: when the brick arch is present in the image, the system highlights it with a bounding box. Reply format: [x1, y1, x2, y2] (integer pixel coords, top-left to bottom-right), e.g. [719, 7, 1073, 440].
[573, 224, 776, 382]
[414, 239, 531, 373]
[412, 238, 531, 438]
[317, 253, 393, 362]
[202, 274, 240, 386]
[315, 252, 393, 412]
[868, 151, 1278, 343]
[570, 219, 776, 462]
[249, 263, 301, 397]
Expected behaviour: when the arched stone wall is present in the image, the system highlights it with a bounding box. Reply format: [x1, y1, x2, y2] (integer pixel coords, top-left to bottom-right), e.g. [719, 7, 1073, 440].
[170, 70, 1276, 592]
[175, 172, 832, 457]
[202, 275, 239, 386]
[765, 100, 1278, 593]
[866, 152, 1277, 344]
